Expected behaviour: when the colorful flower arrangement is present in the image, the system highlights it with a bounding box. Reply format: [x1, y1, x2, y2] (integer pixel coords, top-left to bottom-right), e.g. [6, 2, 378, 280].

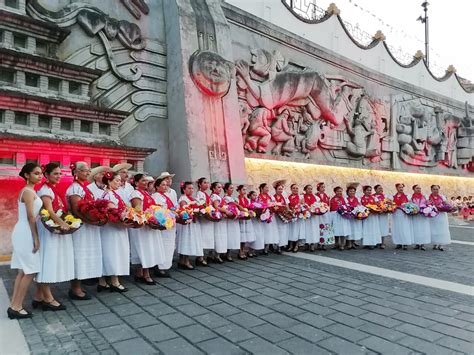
[399, 202, 419, 216]
[175, 206, 194, 225]
[365, 203, 383, 214]
[196, 204, 222, 222]
[238, 208, 256, 220]
[223, 203, 239, 219]
[259, 209, 273, 223]
[351, 205, 370, 220]
[319, 223, 335, 245]
[277, 208, 297, 223]
[337, 204, 353, 219]
[437, 203, 456, 213]
[310, 202, 329, 215]
[249, 201, 269, 217]
[40, 209, 83, 235]
[297, 205, 311, 220]
[420, 205, 439, 218]
[77, 199, 109, 225]
[380, 198, 397, 213]
[144, 205, 176, 230]
[122, 207, 146, 228]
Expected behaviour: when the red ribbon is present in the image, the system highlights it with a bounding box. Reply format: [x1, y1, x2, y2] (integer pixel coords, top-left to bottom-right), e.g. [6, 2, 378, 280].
[288, 194, 300, 207]
[138, 189, 155, 210]
[75, 181, 94, 202]
[393, 193, 408, 206]
[159, 192, 175, 209]
[316, 192, 330, 205]
[304, 193, 316, 206]
[112, 191, 126, 210]
[274, 194, 286, 205]
[347, 196, 360, 207]
[41, 182, 67, 212]
[238, 195, 250, 208]
[361, 195, 375, 206]
[330, 196, 346, 211]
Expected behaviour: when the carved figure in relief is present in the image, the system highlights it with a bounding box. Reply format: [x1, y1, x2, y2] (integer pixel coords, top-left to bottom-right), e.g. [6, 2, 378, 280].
[190, 51, 232, 97]
[271, 109, 296, 156]
[244, 108, 273, 153]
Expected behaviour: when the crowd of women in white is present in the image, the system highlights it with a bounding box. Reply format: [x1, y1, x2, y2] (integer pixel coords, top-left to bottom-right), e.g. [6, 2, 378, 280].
[8, 162, 451, 319]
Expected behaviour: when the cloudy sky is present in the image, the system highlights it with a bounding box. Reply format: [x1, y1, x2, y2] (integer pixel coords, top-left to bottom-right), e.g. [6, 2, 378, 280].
[312, 0, 473, 81]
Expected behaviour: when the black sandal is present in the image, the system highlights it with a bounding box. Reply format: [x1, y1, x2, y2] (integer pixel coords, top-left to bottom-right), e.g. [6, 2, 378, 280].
[110, 284, 128, 293]
[97, 284, 110, 292]
[195, 258, 208, 267]
[42, 300, 66, 311]
[32, 300, 43, 309]
[178, 263, 194, 270]
[144, 278, 157, 285]
[7, 307, 32, 319]
[68, 289, 91, 301]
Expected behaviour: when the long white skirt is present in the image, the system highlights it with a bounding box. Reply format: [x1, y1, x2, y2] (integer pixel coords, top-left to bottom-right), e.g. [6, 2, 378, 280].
[362, 215, 381, 246]
[101, 224, 130, 276]
[239, 219, 256, 243]
[177, 221, 203, 256]
[72, 224, 102, 280]
[129, 227, 166, 268]
[262, 218, 279, 244]
[250, 219, 265, 250]
[305, 215, 320, 244]
[274, 217, 289, 247]
[226, 219, 241, 250]
[430, 212, 451, 245]
[378, 214, 390, 236]
[391, 210, 414, 245]
[288, 219, 304, 242]
[158, 227, 176, 270]
[348, 219, 363, 241]
[36, 223, 75, 283]
[412, 215, 431, 244]
[214, 221, 228, 253]
[199, 219, 215, 250]
[331, 212, 351, 236]
[11, 221, 41, 275]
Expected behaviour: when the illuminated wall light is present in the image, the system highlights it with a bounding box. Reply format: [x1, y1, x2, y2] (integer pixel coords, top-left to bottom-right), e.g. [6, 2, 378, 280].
[245, 157, 474, 197]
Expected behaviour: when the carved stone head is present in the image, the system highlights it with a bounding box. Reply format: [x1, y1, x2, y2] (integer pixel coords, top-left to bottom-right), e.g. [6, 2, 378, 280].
[190, 50, 233, 97]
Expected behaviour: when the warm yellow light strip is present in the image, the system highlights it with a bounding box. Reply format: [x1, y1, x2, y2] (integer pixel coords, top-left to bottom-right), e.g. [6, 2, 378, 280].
[245, 158, 474, 197]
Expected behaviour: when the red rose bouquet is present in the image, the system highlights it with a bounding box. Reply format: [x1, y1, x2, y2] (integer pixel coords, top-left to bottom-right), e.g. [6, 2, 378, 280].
[77, 199, 109, 225]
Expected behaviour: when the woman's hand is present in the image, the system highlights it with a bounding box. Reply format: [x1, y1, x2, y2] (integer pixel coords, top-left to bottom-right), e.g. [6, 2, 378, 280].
[59, 221, 71, 231]
[32, 238, 40, 254]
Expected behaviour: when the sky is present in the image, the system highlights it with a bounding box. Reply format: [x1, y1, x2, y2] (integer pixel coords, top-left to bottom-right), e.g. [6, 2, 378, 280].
[312, 0, 474, 81]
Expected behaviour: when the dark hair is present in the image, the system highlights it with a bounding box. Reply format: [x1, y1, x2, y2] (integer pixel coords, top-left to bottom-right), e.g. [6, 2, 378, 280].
[333, 186, 342, 193]
[237, 185, 245, 192]
[197, 177, 207, 187]
[43, 162, 60, 176]
[290, 183, 298, 189]
[274, 182, 284, 190]
[317, 182, 325, 191]
[102, 171, 118, 186]
[362, 185, 372, 192]
[132, 173, 145, 188]
[346, 186, 356, 194]
[431, 184, 440, 190]
[412, 184, 419, 190]
[154, 177, 166, 189]
[247, 190, 256, 199]
[258, 183, 267, 192]
[211, 182, 220, 191]
[303, 184, 312, 192]
[223, 182, 232, 192]
[19, 163, 40, 180]
[374, 184, 382, 190]
[181, 181, 193, 194]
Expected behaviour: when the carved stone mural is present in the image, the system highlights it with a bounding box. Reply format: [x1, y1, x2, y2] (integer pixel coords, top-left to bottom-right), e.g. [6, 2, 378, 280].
[190, 50, 232, 98]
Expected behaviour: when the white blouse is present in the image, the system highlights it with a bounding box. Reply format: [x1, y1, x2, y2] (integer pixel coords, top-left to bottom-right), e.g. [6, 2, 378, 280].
[66, 182, 86, 199]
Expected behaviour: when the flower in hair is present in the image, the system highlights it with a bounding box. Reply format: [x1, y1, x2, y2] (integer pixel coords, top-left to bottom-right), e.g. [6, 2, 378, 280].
[104, 171, 114, 180]
[180, 182, 185, 188]
[41, 165, 46, 173]
[70, 163, 76, 171]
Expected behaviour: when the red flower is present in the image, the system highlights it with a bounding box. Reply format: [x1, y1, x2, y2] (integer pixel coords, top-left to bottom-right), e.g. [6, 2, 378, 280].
[319, 224, 324, 229]
[320, 237, 325, 243]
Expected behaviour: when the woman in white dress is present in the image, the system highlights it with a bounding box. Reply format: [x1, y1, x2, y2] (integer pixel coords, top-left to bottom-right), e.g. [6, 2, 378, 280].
[248, 190, 265, 255]
[273, 180, 289, 254]
[392, 183, 414, 250]
[410, 185, 431, 251]
[237, 185, 256, 258]
[66, 162, 102, 300]
[8, 163, 42, 319]
[373, 184, 389, 249]
[152, 177, 177, 277]
[303, 185, 318, 252]
[287, 184, 304, 253]
[129, 173, 165, 285]
[361, 186, 381, 249]
[330, 186, 351, 251]
[210, 182, 229, 263]
[223, 183, 241, 261]
[176, 182, 203, 269]
[428, 185, 451, 251]
[97, 171, 130, 293]
[34, 162, 74, 311]
[346, 185, 363, 249]
[196, 177, 213, 266]
[258, 183, 279, 255]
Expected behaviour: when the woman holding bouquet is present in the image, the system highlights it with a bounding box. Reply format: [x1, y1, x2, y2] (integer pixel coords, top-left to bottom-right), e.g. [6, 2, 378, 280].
[152, 178, 177, 277]
[176, 182, 203, 269]
[223, 183, 242, 261]
[66, 162, 102, 299]
[303, 185, 318, 251]
[330, 186, 351, 251]
[8, 163, 42, 319]
[273, 180, 289, 254]
[129, 173, 165, 284]
[373, 185, 389, 249]
[428, 185, 451, 251]
[391, 183, 413, 250]
[258, 183, 279, 255]
[361, 186, 381, 249]
[237, 185, 256, 258]
[34, 162, 73, 311]
[288, 184, 304, 253]
[196, 177, 213, 266]
[210, 182, 229, 263]
[316, 182, 333, 250]
[410, 185, 431, 251]
[248, 190, 265, 255]
[346, 184, 362, 249]
[98, 171, 130, 292]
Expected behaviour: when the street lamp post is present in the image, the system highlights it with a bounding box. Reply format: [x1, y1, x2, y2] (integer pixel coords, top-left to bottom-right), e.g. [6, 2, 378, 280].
[417, 2, 430, 67]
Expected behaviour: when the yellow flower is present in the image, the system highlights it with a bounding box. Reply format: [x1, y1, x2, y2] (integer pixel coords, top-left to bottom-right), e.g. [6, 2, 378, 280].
[40, 209, 50, 218]
[164, 218, 174, 230]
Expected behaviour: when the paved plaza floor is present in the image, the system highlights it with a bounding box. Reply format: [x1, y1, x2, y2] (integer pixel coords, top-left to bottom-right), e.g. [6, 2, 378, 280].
[0, 223, 473, 354]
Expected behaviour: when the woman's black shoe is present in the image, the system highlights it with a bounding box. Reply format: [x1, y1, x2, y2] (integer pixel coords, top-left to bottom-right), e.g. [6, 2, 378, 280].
[110, 284, 128, 293]
[97, 284, 110, 292]
[68, 289, 91, 301]
[275, 248, 282, 255]
[156, 270, 171, 278]
[215, 256, 224, 264]
[42, 301, 66, 312]
[178, 263, 194, 270]
[32, 300, 43, 309]
[134, 276, 145, 284]
[7, 307, 32, 319]
[144, 278, 157, 285]
[402, 245, 408, 250]
[238, 255, 247, 260]
[195, 259, 208, 267]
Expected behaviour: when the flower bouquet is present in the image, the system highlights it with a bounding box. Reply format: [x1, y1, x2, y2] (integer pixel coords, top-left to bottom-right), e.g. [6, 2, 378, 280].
[380, 198, 397, 213]
[198, 205, 222, 222]
[420, 205, 439, 218]
[277, 208, 297, 223]
[310, 202, 329, 215]
[223, 203, 239, 219]
[107, 204, 127, 224]
[270, 202, 284, 214]
[399, 202, 419, 216]
[238, 208, 256, 220]
[249, 201, 268, 216]
[40, 209, 83, 235]
[297, 205, 311, 220]
[259, 209, 273, 223]
[365, 203, 383, 214]
[77, 199, 109, 225]
[175, 206, 194, 225]
[337, 205, 353, 219]
[122, 207, 146, 228]
[437, 203, 456, 213]
[351, 205, 370, 220]
[144, 205, 176, 230]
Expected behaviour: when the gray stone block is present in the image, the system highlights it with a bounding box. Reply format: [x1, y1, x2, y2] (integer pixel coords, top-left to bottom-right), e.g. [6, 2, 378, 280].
[206, 303, 241, 317]
[160, 295, 192, 307]
[214, 324, 255, 343]
[98, 324, 137, 343]
[294, 312, 335, 329]
[319, 336, 368, 354]
[191, 295, 222, 307]
[285, 323, 331, 343]
[435, 336, 474, 353]
[220, 294, 252, 307]
[359, 335, 413, 355]
[430, 323, 474, 342]
[359, 303, 398, 316]
[327, 312, 367, 328]
[396, 323, 444, 342]
[111, 303, 143, 317]
[159, 313, 195, 329]
[228, 313, 266, 328]
[146, 303, 176, 317]
[122, 312, 160, 329]
[239, 338, 289, 355]
[77, 304, 110, 317]
[359, 323, 405, 342]
[399, 335, 459, 355]
[155, 337, 203, 355]
[359, 313, 402, 328]
[235, 303, 273, 317]
[132, 295, 161, 306]
[178, 303, 210, 317]
[277, 337, 331, 355]
[111, 338, 156, 355]
[424, 312, 471, 329]
[248, 323, 292, 343]
[177, 324, 218, 343]
[196, 338, 245, 355]
[260, 313, 299, 329]
[138, 324, 179, 343]
[325, 323, 370, 342]
[194, 313, 231, 329]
